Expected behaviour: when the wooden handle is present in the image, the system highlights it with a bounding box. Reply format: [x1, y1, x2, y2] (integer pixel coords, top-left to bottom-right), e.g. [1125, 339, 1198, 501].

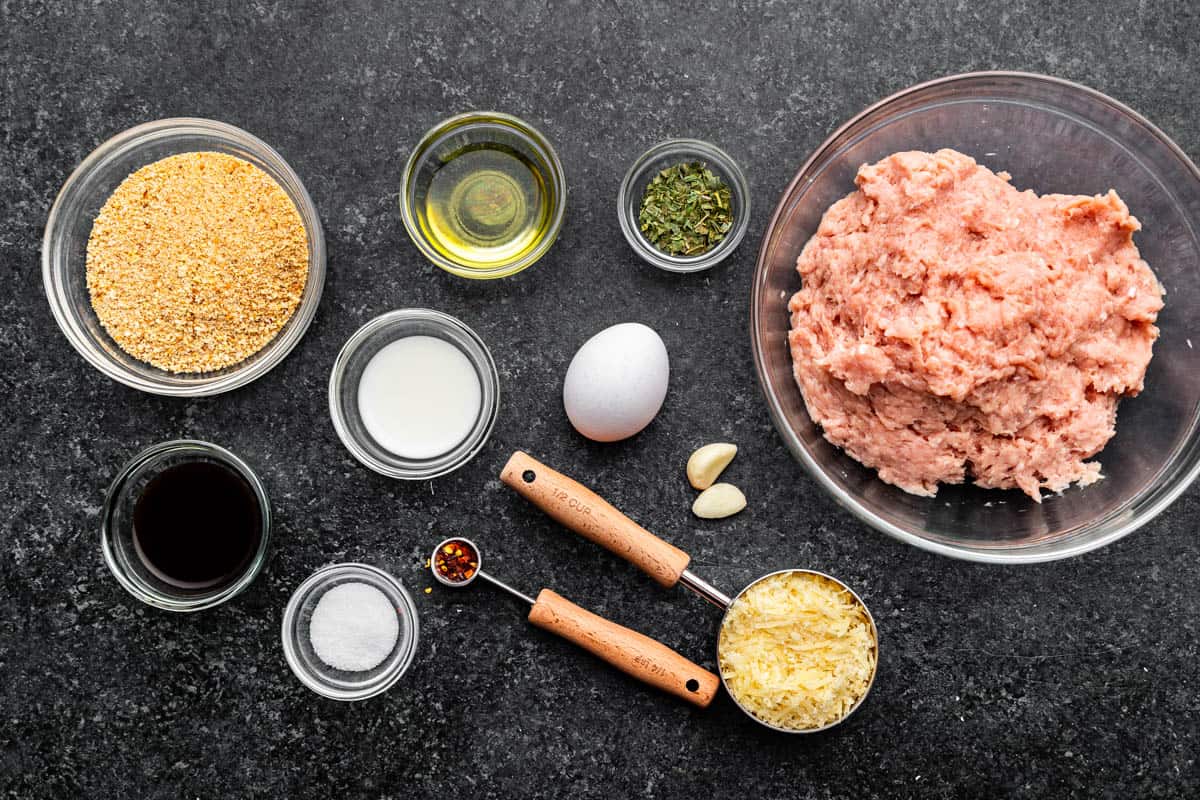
[528, 589, 719, 708]
[501, 451, 691, 588]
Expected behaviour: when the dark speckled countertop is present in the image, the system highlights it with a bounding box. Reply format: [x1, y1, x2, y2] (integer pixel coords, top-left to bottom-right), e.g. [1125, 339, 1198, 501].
[2, 1, 1198, 797]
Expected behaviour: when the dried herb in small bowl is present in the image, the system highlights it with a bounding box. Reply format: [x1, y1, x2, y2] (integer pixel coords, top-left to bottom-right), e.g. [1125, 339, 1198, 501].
[637, 161, 734, 257]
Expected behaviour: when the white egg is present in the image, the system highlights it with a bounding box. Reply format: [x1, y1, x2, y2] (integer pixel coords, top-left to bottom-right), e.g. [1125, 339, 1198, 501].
[563, 323, 669, 442]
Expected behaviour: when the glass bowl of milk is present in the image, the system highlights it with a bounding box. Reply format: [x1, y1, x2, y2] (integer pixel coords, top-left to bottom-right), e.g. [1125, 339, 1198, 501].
[329, 309, 500, 479]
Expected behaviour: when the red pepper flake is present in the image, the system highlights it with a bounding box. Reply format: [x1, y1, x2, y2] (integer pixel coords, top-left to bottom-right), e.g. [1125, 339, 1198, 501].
[435, 539, 478, 583]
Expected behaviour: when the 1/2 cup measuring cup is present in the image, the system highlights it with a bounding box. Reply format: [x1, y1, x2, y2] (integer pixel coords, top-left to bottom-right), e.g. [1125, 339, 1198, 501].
[500, 451, 879, 733]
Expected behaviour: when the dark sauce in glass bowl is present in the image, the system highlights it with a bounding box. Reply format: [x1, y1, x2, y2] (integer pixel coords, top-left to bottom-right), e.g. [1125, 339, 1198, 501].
[132, 460, 262, 590]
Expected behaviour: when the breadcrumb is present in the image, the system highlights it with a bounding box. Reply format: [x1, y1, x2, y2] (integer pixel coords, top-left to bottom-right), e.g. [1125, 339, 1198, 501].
[86, 151, 309, 373]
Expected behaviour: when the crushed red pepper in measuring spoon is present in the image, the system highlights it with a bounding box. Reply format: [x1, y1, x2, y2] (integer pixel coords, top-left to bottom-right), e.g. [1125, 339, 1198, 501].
[434, 539, 479, 584]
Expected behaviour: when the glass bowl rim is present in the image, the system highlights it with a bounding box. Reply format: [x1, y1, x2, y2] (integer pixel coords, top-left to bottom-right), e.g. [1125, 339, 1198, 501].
[99, 438, 272, 611]
[327, 307, 501, 480]
[42, 116, 327, 397]
[398, 110, 567, 280]
[280, 562, 420, 701]
[617, 137, 752, 273]
[749, 70, 1200, 563]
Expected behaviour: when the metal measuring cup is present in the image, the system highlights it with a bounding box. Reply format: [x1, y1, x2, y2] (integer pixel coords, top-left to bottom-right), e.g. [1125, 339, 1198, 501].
[429, 536, 720, 707]
[500, 452, 880, 733]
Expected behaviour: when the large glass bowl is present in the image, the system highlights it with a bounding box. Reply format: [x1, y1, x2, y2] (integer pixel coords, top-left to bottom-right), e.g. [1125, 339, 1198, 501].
[43, 118, 326, 396]
[751, 72, 1200, 563]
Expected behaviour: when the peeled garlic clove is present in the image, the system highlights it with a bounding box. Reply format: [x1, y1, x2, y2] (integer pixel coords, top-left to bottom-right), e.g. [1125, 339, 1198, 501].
[686, 443, 738, 490]
[692, 483, 747, 519]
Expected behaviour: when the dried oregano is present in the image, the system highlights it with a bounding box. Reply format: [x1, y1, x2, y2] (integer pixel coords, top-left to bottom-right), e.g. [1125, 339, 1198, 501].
[637, 161, 733, 257]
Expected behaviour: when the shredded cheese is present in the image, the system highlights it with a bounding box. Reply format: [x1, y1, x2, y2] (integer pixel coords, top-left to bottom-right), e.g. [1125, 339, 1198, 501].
[718, 571, 876, 730]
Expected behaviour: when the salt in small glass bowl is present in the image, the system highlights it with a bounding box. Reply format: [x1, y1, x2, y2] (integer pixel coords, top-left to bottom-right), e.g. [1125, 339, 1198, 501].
[617, 138, 751, 273]
[281, 563, 420, 702]
[328, 308, 500, 480]
[100, 439, 271, 612]
[42, 117, 326, 397]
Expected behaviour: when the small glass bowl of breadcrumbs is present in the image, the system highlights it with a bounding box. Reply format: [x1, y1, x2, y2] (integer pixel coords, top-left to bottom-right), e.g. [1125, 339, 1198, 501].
[43, 118, 326, 396]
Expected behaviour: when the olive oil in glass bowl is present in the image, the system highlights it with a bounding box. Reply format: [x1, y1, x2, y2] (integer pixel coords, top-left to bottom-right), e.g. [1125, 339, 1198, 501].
[401, 112, 566, 279]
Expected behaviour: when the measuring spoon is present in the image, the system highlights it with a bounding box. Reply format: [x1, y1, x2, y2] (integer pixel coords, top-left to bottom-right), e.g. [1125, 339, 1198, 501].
[430, 536, 719, 707]
[499, 452, 879, 733]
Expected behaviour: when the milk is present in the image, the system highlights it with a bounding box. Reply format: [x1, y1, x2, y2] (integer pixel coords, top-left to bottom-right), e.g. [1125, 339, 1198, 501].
[356, 336, 482, 459]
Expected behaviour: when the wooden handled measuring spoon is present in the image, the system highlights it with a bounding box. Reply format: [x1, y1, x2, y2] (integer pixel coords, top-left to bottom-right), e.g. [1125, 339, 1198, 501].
[430, 537, 719, 707]
[499, 451, 881, 733]
[499, 451, 729, 606]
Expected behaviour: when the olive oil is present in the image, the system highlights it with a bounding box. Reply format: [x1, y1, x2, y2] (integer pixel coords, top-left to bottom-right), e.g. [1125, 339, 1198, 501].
[421, 144, 551, 269]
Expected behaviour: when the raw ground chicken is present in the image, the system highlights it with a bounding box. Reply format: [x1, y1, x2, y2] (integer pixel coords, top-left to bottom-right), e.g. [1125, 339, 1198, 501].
[788, 149, 1163, 501]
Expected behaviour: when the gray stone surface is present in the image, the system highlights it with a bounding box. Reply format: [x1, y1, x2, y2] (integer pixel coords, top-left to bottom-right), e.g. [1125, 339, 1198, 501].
[2, 1, 1198, 797]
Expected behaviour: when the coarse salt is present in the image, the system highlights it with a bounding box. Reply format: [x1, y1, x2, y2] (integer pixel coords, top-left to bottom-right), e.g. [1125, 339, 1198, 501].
[309, 582, 400, 672]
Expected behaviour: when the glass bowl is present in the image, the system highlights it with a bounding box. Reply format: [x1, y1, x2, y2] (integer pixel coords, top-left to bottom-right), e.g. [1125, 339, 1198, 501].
[617, 138, 751, 273]
[100, 440, 271, 612]
[400, 111, 566, 279]
[328, 308, 500, 479]
[281, 563, 420, 701]
[43, 118, 326, 397]
[751, 72, 1200, 563]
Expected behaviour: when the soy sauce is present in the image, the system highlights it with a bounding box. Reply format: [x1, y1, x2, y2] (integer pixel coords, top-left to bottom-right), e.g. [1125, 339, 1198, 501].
[132, 460, 262, 590]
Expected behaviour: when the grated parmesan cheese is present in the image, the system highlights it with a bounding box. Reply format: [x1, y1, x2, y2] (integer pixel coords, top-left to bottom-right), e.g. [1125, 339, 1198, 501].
[718, 571, 876, 731]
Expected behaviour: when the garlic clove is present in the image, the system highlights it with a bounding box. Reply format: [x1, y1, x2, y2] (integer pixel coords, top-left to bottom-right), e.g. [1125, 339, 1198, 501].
[692, 483, 747, 519]
[686, 443, 738, 490]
